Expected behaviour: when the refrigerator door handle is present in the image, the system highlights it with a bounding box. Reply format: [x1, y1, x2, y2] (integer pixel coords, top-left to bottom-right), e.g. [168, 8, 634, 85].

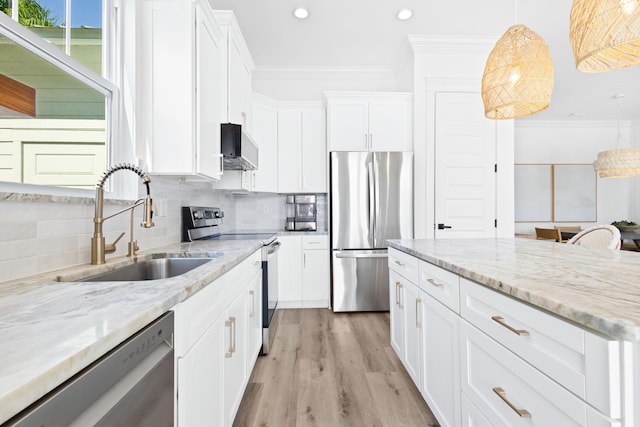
[368, 160, 376, 246]
[334, 250, 388, 259]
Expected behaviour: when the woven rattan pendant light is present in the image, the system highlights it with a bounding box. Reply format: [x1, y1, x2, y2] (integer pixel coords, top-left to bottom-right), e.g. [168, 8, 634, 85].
[593, 95, 640, 178]
[481, 25, 554, 120]
[570, 0, 640, 72]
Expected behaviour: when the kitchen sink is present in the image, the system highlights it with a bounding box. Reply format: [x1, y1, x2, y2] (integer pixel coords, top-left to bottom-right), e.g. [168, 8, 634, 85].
[78, 256, 216, 282]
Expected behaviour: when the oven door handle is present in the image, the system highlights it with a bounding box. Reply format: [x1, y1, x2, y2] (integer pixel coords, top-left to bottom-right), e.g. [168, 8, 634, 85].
[267, 241, 281, 255]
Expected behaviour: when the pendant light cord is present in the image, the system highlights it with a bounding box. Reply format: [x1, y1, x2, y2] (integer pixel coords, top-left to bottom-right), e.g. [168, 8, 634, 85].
[615, 95, 623, 148]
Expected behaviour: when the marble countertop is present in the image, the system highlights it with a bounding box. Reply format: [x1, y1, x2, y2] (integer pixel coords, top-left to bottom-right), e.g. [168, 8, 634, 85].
[388, 238, 640, 343]
[0, 239, 265, 424]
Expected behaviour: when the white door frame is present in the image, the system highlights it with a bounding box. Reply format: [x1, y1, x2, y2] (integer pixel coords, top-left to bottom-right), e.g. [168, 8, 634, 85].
[422, 77, 514, 239]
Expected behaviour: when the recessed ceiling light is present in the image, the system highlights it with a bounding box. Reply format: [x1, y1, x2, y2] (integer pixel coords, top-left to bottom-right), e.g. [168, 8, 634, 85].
[397, 9, 413, 20]
[294, 8, 309, 19]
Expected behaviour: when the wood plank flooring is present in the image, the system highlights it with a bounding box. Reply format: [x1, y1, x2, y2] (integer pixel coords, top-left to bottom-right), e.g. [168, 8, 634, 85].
[233, 309, 439, 427]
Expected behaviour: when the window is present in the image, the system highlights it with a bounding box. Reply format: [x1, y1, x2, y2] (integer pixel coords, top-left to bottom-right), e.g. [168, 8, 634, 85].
[0, 0, 120, 193]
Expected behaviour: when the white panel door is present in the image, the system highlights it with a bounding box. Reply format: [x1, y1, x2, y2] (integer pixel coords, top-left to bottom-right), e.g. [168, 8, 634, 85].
[223, 291, 248, 427]
[227, 35, 243, 125]
[402, 280, 422, 388]
[389, 269, 405, 360]
[434, 92, 496, 239]
[301, 108, 326, 192]
[277, 109, 302, 193]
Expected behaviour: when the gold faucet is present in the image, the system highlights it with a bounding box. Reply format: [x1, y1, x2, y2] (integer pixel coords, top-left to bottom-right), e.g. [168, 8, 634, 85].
[91, 164, 155, 265]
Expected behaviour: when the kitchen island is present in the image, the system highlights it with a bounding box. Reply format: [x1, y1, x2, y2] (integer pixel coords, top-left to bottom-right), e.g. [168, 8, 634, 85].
[388, 238, 640, 427]
[0, 238, 265, 425]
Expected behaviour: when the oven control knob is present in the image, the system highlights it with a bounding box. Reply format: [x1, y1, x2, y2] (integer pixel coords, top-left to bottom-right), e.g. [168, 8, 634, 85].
[215, 211, 224, 218]
[193, 211, 204, 220]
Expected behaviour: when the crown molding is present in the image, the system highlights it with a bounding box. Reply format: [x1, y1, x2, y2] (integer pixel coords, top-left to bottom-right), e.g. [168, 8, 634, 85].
[514, 119, 631, 128]
[408, 34, 496, 54]
[252, 66, 396, 82]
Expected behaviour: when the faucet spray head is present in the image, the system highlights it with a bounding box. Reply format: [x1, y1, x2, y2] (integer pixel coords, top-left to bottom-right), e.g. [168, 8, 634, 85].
[142, 194, 155, 228]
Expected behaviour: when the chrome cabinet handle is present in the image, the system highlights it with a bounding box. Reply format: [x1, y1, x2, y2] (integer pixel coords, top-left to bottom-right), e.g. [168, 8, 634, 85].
[426, 278, 444, 288]
[416, 297, 422, 328]
[364, 133, 368, 149]
[398, 283, 404, 308]
[491, 316, 530, 336]
[492, 387, 531, 418]
[249, 290, 255, 317]
[369, 133, 373, 149]
[225, 318, 233, 358]
[394, 260, 404, 266]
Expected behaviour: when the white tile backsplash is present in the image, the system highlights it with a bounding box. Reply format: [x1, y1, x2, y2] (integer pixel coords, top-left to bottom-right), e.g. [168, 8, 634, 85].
[0, 178, 330, 283]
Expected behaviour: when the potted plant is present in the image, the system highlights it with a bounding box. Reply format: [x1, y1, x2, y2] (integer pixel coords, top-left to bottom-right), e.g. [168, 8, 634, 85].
[611, 220, 640, 232]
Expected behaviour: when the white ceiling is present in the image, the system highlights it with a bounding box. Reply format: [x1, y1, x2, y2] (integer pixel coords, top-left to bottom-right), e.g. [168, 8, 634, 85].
[212, 0, 640, 121]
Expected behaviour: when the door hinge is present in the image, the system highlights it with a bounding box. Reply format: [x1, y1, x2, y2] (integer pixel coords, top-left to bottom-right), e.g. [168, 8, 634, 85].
[494, 219, 497, 228]
[494, 164, 497, 173]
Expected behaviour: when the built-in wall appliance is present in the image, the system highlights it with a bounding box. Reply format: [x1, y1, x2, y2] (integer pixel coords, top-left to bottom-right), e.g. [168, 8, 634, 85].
[285, 194, 317, 231]
[330, 152, 413, 312]
[6, 312, 174, 426]
[182, 206, 280, 354]
[221, 123, 259, 170]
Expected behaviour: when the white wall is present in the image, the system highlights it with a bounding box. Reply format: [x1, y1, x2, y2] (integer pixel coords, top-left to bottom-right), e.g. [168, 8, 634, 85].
[514, 120, 636, 234]
[0, 179, 235, 283]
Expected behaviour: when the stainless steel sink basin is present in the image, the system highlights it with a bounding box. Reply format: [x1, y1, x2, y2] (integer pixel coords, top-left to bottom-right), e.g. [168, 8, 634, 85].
[79, 257, 214, 282]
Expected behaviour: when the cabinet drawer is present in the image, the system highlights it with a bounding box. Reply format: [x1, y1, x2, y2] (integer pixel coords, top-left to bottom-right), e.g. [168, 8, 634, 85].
[302, 235, 328, 249]
[418, 260, 460, 313]
[224, 250, 262, 307]
[460, 279, 622, 418]
[461, 321, 587, 427]
[175, 277, 225, 356]
[388, 247, 418, 283]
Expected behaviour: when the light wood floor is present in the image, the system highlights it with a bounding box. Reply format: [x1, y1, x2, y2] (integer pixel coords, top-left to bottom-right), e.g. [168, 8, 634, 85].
[233, 309, 439, 427]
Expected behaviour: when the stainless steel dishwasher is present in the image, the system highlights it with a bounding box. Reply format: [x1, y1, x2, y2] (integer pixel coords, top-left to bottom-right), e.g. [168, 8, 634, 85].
[5, 312, 174, 427]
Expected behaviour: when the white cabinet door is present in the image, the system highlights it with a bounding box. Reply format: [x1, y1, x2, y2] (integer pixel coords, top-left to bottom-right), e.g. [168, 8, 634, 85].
[252, 96, 278, 192]
[327, 93, 412, 152]
[223, 291, 248, 427]
[277, 109, 303, 193]
[301, 108, 327, 192]
[177, 316, 225, 427]
[369, 97, 412, 152]
[389, 269, 405, 359]
[246, 269, 262, 374]
[422, 292, 461, 427]
[196, 5, 223, 180]
[302, 248, 330, 308]
[327, 98, 369, 152]
[402, 280, 422, 388]
[277, 235, 303, 307]
[227, 35, 243, 126]
[240, 61, 252, 131]
[461, 393, 493, 427]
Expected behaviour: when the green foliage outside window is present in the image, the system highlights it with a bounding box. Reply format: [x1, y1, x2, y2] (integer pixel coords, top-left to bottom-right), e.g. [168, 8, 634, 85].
[1, 0, 58, 27]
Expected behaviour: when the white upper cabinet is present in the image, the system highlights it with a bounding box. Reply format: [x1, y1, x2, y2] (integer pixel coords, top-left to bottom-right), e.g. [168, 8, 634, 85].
[141, 0, 224, 180]
[326, 92, 412, 152]
[251, 94, 279, 192]
[277, 103, 326, 194]
[213, 11, 254, 134]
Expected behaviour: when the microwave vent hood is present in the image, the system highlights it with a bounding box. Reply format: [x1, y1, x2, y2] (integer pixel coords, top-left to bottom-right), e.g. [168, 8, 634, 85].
[221, 123, 258, 170]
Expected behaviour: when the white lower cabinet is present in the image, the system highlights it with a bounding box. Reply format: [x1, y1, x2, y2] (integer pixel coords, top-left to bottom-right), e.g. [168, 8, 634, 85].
[278, 235, 330, 308]
[461, 393, 493, 427]
[177, 314, 225, 427]
[421, 292, 460, 427]
[174, 249, 261, 427]
[389, 247, 625, 427]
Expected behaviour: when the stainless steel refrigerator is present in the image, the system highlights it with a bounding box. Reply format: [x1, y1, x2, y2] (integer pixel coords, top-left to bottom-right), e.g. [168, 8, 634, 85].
[330, 151, 413, 312]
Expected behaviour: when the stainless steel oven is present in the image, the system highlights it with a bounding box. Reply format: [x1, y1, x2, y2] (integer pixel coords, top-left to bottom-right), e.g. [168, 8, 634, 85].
[182, 206, 280, 354]
[6, 312, 174, 427]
